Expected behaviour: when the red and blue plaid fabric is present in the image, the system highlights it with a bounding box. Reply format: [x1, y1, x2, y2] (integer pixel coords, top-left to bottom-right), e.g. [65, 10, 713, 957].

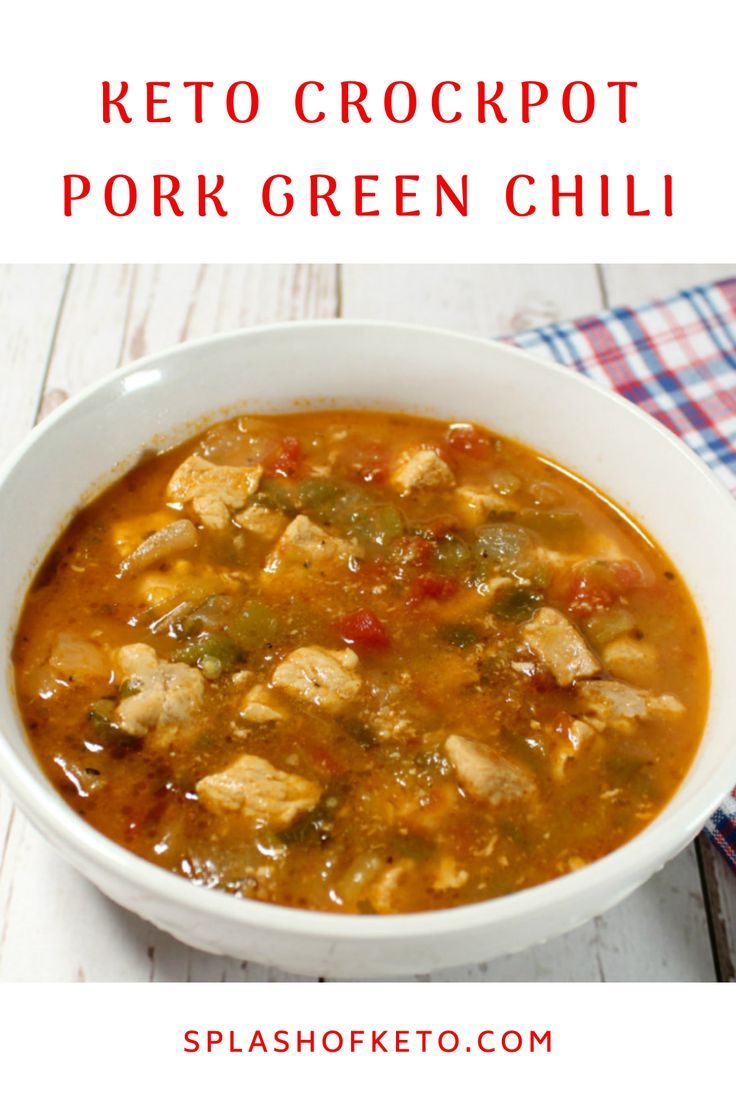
[504, 277, 736, 871]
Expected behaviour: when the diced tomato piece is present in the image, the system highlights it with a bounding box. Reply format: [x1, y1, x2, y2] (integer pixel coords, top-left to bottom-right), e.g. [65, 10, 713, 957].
[392, 536, 435, 569]
[567, 558, 645, 615]
[568, 577, 615, 615]
[447, 423, 493, 459]
[408, 574, 459, 606]
[609, 559, 645, 589]
[335, 609, 390, 649]
[265, 436, 302, 478]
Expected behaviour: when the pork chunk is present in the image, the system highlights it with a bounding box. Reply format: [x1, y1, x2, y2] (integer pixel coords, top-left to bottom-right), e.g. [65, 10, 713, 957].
[576, 679, 684, 734]
[454, 486, 509, 526]
[167, 454, 262, 529]
[264, 514, 355, 574]
[445, 735, 536, 805]
[196, 753, 321, 829]
[235, 501, 286, 541]
[240, 684, 285, 723]
[391, 449, 454, 494]
[523, 607, 601, 686]
[369, 860, 414, 914]
[432, 855, 469, 892]
[114, 643, 204, 744]
[602, 637, 658, 685]
[49, 633, 110, 684]
[551, 718, 596, 780]
[271, 645, 361, 713]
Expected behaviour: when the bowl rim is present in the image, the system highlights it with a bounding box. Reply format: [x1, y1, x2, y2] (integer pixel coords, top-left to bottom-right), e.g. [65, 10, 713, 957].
[1, 316, 735, 945]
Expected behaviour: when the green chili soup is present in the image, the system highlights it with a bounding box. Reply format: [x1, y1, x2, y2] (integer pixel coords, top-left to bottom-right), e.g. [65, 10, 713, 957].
[13, 410, 708, 913]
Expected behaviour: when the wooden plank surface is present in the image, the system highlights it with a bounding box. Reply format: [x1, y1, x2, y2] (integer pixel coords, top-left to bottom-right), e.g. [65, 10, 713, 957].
[340, 264, 603, 336]
[0, 264, 72, 975]
[600, 264, 735, 307]
[0, 263, 733, 982]
[0, 264, 70, 456]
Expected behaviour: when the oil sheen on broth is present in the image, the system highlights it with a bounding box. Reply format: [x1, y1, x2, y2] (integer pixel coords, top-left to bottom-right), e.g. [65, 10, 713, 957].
[14, 410, 709, 914]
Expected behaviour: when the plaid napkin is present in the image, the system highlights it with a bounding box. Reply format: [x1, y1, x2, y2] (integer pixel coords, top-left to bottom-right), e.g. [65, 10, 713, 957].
[504, 277, 736, 870]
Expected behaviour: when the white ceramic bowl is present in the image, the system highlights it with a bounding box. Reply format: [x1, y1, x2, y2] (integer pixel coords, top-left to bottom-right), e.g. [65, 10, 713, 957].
[1, 321, 735, 978]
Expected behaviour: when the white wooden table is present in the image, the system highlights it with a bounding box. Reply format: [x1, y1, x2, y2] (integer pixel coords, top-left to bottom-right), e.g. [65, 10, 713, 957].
[1, 263, 734, 982]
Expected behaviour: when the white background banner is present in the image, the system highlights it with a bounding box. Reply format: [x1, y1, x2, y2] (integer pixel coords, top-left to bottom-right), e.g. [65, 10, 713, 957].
[1, 0, 734, 262]
[0, 982, 730, 1100]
